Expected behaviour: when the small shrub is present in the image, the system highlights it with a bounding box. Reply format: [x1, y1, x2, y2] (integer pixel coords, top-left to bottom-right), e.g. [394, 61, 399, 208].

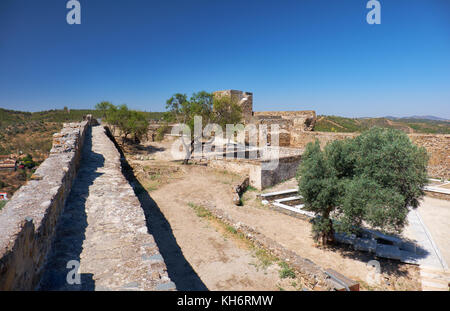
[225, 225, 237, 234]
[278, 261, 296, 279]
[188, 202, 212, 218]
[254, 248, 276, 268]
[155, 124, 170, 141]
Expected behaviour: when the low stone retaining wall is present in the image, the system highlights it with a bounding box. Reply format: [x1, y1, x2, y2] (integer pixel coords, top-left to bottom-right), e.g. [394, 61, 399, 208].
[0, 117, 96, 290]
[209, 154, 302, 190]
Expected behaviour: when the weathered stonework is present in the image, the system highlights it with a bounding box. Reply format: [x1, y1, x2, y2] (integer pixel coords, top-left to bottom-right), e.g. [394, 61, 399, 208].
[213, 90, 254, 124]
[0, 117, 173, 291]
[287, 131, 449, 180]
[0, 119, 93, 290]
[161, 90, 448, 181]
[253, 110, 317, 132]
[208, 147, 302, 190]
[409, 134, 449, 180]
[38, 125, 173, 291]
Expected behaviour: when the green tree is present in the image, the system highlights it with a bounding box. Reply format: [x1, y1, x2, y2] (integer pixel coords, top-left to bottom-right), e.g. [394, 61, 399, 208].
[95, 101, 114, 120]
[297, 127, 429, 245]
[212, 95, 242, 131]
[105, 104, 119, 134]
[164, 91, 214, 164]
[127, 110, 149, 143]
[103, 104, 149, 144]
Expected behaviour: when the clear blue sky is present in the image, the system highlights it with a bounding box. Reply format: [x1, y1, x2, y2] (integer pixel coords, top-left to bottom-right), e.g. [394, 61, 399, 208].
[1, 0, 449, 118]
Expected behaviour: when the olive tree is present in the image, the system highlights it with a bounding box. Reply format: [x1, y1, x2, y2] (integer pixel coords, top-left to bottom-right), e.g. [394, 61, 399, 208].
[297, 127, 429, 245]
[97, 103, 149, 145]
[95, 101, 113, 120]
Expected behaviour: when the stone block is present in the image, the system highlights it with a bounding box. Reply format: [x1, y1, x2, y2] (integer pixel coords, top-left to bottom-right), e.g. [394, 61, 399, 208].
[155, 281, 176, 291]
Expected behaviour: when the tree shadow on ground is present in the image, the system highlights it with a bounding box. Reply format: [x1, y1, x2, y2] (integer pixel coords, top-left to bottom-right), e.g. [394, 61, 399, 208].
[304, 214, 429, 279]
[134, 144, 165, 154]
[325, 243, 414, 278]
[105, 127, 208, 291]
[117, 138, 165, 155]
[38, 126, 102, 291]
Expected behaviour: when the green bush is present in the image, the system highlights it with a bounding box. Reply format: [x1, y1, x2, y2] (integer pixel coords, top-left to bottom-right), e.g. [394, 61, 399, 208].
[155, 124, 170, 141]
[278, 262, 296, 279]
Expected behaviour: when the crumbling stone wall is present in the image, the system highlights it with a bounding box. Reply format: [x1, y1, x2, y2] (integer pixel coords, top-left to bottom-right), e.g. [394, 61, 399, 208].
[289, 131, 357, 148]
[259, 155, 302, 189]
[289, 131, 449, 180]
[409, 134, 449, 179]
[0, 117, 96, 290]
[253, 110, 317, 132]
[208, 147, 302, 190]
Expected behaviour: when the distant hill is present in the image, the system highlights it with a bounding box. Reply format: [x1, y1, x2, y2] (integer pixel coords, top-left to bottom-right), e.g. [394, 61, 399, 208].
[315, 115, 450, 134]
[385, 115, 449, 121]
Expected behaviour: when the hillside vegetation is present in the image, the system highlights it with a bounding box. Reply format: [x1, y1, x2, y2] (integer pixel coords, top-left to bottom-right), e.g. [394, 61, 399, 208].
[0, 108, 164, 156]
[0, 108, 99, 156]
[0, 107, 163, 198]
[315, 116, 450, 134]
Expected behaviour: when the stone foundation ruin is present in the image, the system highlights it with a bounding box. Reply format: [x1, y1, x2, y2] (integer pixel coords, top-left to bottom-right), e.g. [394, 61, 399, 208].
[154, 90, 448, 188]
[209, 90, 449, 181]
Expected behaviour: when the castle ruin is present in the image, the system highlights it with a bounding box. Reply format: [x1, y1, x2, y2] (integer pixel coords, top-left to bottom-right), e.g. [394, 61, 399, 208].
[213, 90, 317, 147]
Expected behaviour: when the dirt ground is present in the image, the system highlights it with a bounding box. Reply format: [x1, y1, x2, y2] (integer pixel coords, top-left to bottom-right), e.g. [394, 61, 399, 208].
[126, 143, 304, 291]
[125, 140, 422, 291]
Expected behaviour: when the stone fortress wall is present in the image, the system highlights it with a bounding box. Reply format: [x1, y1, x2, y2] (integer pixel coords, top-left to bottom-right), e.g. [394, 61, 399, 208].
[0, 118, 93, 290]
[286, 131, 449, 180]
[0, 116, 172, 290]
